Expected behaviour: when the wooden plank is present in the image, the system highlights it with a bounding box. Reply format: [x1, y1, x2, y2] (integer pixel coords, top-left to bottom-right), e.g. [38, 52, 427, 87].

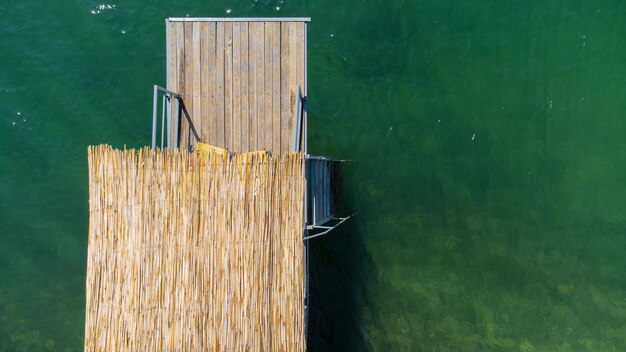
[177, 24, 189, 148]
[216, 22, 225, 147]
[174, 23, 185, 145]
[240, 23, 249, 152]
[271, 22, 281, 153]
[232, 22, 241, 152]
[207, 22, 217, 145]
[279, 22, 290, 153]
[166, 21, 178, 146]
[166, 19, 307, 154]
[248, 23, 258, 151]
[224, 22, 233, 149]
[296, 23, 305, 97]
[303, 22, 308, 153]
[255, 22, 265, 151]
[263, 22, 272, 151]
[200, 22, 209, 143]
[183, 22, 194, 150]
[296, 23, 305, 151]
[192, 22, 202, 148]
[288, 22, 298, 152]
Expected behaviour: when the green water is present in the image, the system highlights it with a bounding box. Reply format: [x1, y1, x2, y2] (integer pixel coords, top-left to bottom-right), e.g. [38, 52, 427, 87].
[2, 1, 626, 351]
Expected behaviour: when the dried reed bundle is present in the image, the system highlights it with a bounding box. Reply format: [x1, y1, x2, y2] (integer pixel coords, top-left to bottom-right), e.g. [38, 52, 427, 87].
[85, 145, 305, 351]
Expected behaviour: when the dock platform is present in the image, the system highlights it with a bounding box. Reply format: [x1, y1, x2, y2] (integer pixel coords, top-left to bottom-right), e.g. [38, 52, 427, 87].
[85, 17, 348, 352]
[166, 18, 308, 154]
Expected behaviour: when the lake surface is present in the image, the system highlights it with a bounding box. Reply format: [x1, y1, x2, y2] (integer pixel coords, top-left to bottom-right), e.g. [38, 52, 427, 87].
[1, 1, 626, 351]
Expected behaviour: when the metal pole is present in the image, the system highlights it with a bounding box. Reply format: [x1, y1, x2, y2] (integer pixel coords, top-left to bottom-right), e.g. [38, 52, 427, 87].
[292, 86, 302, 151]
[161, 94, 166, 148]
[311, 160, 317, 225]
[151, 85, 158, 149]
[174, 98, 181, 148]
[165, 22, 171, 149]
[179, 101, 201, 146]
[166, 96, 171, 148]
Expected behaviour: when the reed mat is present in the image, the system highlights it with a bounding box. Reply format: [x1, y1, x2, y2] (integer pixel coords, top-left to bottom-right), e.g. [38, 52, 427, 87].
[85, 145, 305, 351]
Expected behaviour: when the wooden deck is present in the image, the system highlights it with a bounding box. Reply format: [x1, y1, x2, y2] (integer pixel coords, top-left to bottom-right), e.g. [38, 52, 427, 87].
[166, 18, 308, 154]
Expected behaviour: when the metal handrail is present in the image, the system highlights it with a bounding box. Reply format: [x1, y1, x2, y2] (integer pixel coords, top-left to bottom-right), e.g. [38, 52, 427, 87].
[152, 85, 201, 151]
[308, 156, 338, 227]
[303, 215, 353, 240]
[292, 85, 306, 152]
[176, 98, 201, 151]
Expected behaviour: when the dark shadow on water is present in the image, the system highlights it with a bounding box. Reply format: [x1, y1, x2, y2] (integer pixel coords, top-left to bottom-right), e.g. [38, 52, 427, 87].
[307, 220, 372, 351]
[307, 163, 373, 351]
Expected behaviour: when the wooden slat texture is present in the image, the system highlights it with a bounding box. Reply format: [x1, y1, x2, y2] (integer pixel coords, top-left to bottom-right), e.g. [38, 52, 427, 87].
[207, 22, 216, 145]
[165, 19, 306, 154]
[166, 21, 177, 146]
[232, 22, 241, 152]
[183, 22, 193, 150]
[288, 22, 298, 152]
[256, 22, 265, 151]
[248, 22, 258, 151]
[192, 22, 202, 150]
[224, 22, 233, 149]
[296, 23, 305, 151]
[272, 22, 281, 153]
[240, 23, 249, 152]
[216, 22, 225, 147]
[200, 22, 209, 143]
[264, 23, 273, 151]
[176, 23, 186, 148]
[280, 22, 290, 153]
[296, 23, 305, 93]
[303, 22, 308, 153]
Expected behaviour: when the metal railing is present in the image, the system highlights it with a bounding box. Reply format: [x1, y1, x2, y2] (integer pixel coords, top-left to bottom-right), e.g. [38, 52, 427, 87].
[290, 85, 350, 234]
[308, 156, 334, 226]
[292, 85, 306, 151]
[303, 156, 351, 240]
[151, 85, 201, 151]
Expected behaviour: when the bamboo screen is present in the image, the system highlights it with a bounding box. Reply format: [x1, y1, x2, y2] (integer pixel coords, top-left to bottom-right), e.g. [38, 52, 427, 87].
[85, 145, 305, 351]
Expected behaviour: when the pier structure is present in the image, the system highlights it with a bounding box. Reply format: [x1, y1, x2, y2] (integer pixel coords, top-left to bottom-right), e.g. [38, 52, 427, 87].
[85, 18, 350, 351]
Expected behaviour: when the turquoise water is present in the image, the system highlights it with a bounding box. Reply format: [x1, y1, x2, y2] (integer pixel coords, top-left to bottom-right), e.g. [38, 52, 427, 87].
[2, 1, 626, 351]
